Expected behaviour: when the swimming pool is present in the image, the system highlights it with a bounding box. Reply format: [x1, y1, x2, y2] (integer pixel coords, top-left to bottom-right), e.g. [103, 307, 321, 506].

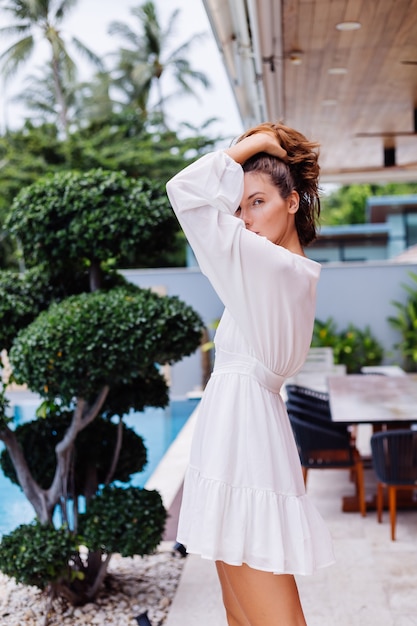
[0, 394, 199, 537]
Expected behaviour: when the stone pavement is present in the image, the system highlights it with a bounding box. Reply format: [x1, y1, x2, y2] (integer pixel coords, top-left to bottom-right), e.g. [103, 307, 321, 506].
[163, 427, 417, 626]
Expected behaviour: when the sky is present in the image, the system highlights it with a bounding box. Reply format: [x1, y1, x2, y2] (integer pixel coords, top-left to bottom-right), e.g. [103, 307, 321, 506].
[0, 0, 243, 140]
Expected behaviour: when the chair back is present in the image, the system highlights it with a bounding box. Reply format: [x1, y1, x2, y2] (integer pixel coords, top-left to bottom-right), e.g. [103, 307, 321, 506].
[288, 410, 354, 469]
[285, 384, 331, 420]
[371, 429, 417, 486]
[299, 347, 334, 371]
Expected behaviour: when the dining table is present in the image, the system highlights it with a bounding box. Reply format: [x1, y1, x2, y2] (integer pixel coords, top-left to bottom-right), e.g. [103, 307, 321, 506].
[327, 373, 417, 426]
[326, 373, 417, 512]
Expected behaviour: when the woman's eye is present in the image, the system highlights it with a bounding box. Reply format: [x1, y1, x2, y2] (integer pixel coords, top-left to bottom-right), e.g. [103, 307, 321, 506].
[253, 198, 263, 206]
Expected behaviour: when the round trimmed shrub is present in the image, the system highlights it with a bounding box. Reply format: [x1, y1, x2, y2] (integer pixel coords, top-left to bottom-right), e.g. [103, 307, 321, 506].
[9, 286, 204, 403]
[0, 521, 78, 589]
[79, 486, 167, 557]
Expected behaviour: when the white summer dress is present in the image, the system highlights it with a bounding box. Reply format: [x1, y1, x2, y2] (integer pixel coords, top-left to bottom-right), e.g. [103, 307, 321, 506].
[166, 151, 335, 575]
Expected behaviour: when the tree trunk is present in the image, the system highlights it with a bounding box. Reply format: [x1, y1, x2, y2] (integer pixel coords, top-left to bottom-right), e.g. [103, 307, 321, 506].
[105, 417, 123, 485]
[0, 387, 109, 524]
[0, 426, 51, 523]
[86, 552, 112, 601]
[89, 259, 103, 292]
[50, 55, 69, 137]
[83, 464, 99, 503]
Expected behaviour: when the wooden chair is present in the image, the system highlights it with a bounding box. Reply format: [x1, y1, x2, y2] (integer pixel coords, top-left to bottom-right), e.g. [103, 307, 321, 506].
[370, 429, 417, 540]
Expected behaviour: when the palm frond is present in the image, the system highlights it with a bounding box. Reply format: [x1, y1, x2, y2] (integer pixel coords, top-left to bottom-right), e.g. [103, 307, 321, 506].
[108, 21, 142, 48]
[0, 23, 32, 37]
[70, 36, 105, 71]
[172, 60, 211, 90]
[163, 7, 180, 41]
[53, 0, 78, 22]
[0, 35, 34, 80]
[166, 32, 210, 61]
[1, 0, 36, 20]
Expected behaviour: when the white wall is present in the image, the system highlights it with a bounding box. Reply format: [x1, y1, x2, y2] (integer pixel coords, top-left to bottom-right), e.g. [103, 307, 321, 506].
[122, 261, 417, 397]
[316, 260, 416, 364]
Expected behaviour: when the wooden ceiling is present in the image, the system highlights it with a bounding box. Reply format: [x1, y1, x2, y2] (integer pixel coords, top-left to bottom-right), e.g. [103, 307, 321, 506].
[203, 0, 417, 184]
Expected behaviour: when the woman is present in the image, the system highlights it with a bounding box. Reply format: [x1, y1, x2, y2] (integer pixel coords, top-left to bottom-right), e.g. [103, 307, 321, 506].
[166, 123, 335, 625]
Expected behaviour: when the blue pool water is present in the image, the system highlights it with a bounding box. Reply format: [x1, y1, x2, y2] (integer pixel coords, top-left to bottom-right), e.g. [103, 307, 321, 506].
[0, 396, 199, 537]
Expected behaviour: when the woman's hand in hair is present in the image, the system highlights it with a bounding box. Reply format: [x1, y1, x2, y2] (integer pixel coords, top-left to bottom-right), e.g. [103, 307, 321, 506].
[225, 131, 287, 165]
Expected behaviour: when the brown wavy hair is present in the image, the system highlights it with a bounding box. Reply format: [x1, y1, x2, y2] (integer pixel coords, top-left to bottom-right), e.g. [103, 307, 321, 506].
[236, 122, 321, 247]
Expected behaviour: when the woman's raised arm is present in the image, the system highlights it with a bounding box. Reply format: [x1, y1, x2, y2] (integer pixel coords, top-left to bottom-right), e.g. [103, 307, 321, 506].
[225, 132, 287, 164]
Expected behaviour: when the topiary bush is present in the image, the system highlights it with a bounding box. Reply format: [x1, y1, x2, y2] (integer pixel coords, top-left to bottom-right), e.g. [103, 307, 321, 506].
[0, 487, 166, 603]
[5, 169, 178, 275]
[0, 521, 78, 590]
[79, 486, 167, 557]
[0, 165, 204, 609]
[9, 286, 203, 405]
[0, 412, 147, 494]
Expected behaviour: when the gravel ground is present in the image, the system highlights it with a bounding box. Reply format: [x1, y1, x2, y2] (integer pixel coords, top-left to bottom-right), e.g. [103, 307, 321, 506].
[0, 542, 185, 626]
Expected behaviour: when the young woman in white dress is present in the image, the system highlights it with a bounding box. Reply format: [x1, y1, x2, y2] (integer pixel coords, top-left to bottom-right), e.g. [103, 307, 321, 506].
[166, 122, 335, 625]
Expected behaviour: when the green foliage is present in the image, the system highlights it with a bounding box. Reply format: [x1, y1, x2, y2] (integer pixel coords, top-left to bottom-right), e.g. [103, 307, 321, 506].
[5, 168, 177, 270]
[312, 317, 339, 349]
[0, 0, 103, 134]
[0, 413, 147, 494]
[0, 267, 55, 351]
[80, 486, 167, 557]
[65, 112, 218, 179]
[0, 123, 70, 269]
[0, 121, 218, 271]
[0, 123, 66, 207]
[0, 521, 78, 590]
[387, 271, 417, 371]
[312, 317, 384, 373]
[0, 265, 134, 352]
[100, 365, 169, 418]
[0, 379, 12, 430]
[321, 185, 372, 225]
[9, 286, 204, 404]
[0, 486, 167, 591]
[108, 1, 210, 120]
[321, 182, 417, 226]
[334, 324, 384, 373]
[0, 0, 213, 607]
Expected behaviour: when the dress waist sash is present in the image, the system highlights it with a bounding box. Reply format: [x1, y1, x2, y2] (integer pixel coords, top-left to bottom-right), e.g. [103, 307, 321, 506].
[211, 349, 284, 394]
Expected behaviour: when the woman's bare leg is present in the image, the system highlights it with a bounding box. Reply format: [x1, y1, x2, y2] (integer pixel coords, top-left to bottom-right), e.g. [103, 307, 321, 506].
[216, 561, 307, 626]
[216, 561, 251, 626]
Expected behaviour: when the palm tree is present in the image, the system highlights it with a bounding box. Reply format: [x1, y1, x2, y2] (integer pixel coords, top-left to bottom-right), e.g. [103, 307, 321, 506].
[12, 63, 78, 127]
[0, 0, 104, 133]
[75, 71, 117, 127]
[108, 1, 211, 124]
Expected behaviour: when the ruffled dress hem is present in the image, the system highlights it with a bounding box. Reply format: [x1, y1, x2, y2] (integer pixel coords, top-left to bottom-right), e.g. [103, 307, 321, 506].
[176, 466, 336, 576]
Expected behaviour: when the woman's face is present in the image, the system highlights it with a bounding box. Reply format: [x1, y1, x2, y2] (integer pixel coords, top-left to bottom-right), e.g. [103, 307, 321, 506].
[235, 171, 299, 246]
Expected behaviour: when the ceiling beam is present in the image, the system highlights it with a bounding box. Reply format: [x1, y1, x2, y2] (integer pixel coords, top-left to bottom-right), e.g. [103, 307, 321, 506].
[202, 0, 271, 128]
[321, 167, 417, 185]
